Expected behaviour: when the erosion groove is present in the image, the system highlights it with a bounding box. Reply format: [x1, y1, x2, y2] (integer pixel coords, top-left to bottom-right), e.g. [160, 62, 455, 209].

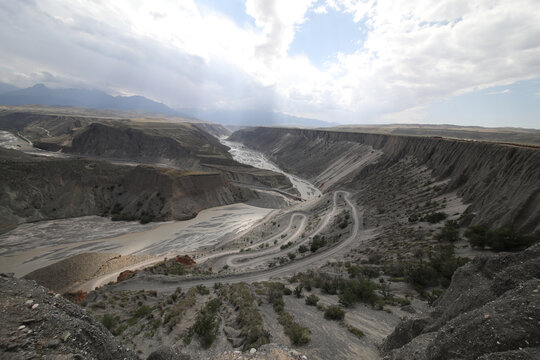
[230, 127, 540, 235]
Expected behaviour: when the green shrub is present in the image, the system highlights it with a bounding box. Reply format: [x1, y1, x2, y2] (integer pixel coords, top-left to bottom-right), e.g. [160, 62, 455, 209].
[465, 223, 535, 251]
[102, 314, 117, 331]
[133, 305, 152, 318]
[464, 225, 489, 248]
[305, 294, 319, 306]
[293, 285, 303, 298]
[283, 287, 292, 295]
[196, 284, 210, 295]
[345, 324, 365, 338]
[278, 312, 310, 345]
[185, 298, 221, 349]
[310, 235, 327, 252]
[324, 305, 345, 320]
[424, 212, 447, 224]
[436, 220, 460, 242]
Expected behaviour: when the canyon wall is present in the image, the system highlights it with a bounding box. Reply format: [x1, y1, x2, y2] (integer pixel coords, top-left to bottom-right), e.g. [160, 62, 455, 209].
[230, 127, 540, 235]
[0, 148, 250, 234]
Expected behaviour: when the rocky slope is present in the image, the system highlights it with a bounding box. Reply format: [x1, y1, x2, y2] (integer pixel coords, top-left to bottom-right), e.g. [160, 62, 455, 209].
[381, 243, 540, 359]
[0, 148, 250, 234]
[230, 127, 540, 235]
[0, 273, 138, 360]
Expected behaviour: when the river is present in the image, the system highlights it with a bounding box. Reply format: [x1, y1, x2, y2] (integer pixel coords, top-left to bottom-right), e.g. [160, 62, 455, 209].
[221, 138, 321, 200]
[0, 131, 318, 277]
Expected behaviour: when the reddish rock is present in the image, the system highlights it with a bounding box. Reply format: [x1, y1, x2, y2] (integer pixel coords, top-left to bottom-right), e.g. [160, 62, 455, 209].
[117, 270, 136, 282]
[64, 290, 88, 303]
[175, 255, 196, 266]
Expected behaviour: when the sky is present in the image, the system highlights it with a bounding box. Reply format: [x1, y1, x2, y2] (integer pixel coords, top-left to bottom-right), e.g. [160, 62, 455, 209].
[0, 0, 539, 128]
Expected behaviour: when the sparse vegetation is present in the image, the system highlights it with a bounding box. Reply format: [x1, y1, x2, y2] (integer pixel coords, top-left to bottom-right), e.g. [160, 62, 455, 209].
[465, 223, 535, 251]
[324, 305, 345, 320]
[184, 298, 221, 349]
[305, 294, 319, 306]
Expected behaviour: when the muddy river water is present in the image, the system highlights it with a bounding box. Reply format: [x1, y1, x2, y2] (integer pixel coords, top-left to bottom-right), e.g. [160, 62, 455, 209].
[0, 132, 320, 277]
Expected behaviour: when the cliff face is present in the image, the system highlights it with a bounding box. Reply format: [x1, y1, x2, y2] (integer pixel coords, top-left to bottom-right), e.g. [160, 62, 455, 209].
[381, 243, 540, 360]
[230, 127, 540, 235]
[0, 148, 249, 234]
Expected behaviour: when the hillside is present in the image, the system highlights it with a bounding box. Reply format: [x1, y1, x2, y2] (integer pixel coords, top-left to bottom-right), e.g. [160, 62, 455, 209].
[0, 147, 250, 234]
[230, 127, 540, 236]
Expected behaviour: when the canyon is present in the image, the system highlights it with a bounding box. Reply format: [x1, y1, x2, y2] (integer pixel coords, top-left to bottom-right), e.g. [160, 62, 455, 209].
[0, 106, 538, 360]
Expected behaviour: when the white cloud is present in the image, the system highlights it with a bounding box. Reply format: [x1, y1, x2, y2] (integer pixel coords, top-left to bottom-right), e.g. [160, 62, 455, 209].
[488, 89, 511, 95]
[0, 0, 539, 125]
[313, 5, 328, 14]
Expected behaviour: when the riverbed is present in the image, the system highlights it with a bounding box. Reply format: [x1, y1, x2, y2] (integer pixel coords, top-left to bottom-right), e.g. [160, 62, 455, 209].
[0, 131, 316, 278]
[221, 138, 321, 200]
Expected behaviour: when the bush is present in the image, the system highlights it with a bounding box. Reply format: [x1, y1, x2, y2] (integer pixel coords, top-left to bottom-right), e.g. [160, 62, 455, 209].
[345, 324, 365, 338]
[102, 314, 117, 331]
[293, 285, 303, 298]
[283, 287, 292, 296]
[196, 284, 210, 295]
[133, 305, 152, 318]
[224, 283, 270, 349]
[310, 235, 327, 252]
[324, 305, 345, 321]
[464, 225, 489, 248]
[436, 220, 460, 242]
[424, 212, 448, 224]
[298, 245, 309, 253]
[305, 294, 319, 306]
[185, 298, 221, 348]
[278, 312, 310, 345]
[405, 246, 469, 289]
[465, 223, 535, 251]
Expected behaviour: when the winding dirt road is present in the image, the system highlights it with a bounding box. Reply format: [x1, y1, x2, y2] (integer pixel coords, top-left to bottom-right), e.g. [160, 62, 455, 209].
[112, 190, 364, 293]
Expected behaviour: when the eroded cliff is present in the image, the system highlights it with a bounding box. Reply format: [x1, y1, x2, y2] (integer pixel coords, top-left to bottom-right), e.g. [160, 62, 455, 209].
[230, 127, 540, 235]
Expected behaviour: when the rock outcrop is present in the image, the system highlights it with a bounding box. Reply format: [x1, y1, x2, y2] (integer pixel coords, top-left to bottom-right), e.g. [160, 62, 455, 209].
[0, 273, 138, 360]
[230, 127, 540, 235]
[381, 243, 540, 359]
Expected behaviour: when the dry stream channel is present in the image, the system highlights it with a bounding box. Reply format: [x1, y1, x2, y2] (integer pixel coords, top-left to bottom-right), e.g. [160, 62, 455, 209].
[0, 131, 320, 278]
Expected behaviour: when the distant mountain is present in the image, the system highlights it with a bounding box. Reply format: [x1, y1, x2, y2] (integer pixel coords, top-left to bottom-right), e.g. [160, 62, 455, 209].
[0, 84, 178, 115]
[185, 108, 336, 128]
[0, 82, 20, 94]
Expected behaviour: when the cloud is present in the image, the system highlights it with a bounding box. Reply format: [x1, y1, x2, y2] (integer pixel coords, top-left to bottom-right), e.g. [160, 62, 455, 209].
[245, 0, 315, 62]
[0, 0, 539, 125]
[487, 89, 511, 95]
[313, 5, 328, 14]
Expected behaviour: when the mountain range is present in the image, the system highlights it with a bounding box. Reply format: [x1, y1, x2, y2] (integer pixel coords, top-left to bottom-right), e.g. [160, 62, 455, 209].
[0, 82, 334, 127]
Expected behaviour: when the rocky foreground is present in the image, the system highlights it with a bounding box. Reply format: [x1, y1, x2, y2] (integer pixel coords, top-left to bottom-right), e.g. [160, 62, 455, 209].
[2, 243, 539, 359]
[0, 274, 305, 360]
[382, 243, 540, 359]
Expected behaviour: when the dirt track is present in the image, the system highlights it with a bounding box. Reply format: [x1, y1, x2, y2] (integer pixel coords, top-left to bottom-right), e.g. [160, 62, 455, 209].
[111, 190, 365, 293]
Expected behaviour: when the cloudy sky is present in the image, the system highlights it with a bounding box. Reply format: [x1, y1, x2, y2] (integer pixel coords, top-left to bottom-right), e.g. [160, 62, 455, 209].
[1, 0, 539, 128]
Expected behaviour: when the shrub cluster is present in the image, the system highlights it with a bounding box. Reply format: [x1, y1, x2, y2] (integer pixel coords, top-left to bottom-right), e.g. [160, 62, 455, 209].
[465, 223, 535, 251]
[223, 283, 270, 350]
[265, 282, 311, 345]
[436, 220, 460, 242]
[184, 298, 221, 349]
[289, 271, 378, 307]
[324, 305, 345, 320]
[310, 235, 327, 252]
[405, 245, 469, 288]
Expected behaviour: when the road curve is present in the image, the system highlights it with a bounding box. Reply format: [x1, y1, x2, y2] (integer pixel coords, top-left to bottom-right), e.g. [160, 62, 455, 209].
[111, 191, 363, 293]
